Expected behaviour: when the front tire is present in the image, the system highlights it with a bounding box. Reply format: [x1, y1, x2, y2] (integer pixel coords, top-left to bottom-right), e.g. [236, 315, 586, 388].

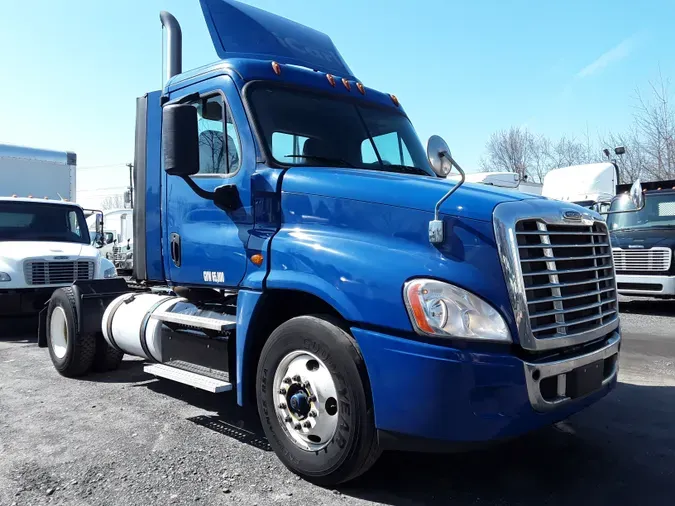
[256, 315, 380, 486]
[46, 287, 96, 377]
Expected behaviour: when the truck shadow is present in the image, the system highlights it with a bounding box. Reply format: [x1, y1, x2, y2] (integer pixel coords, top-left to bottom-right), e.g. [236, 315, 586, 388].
[0, 316, 38, 340]
[341, 381, 675, 506]
[619, 298, 675, 317]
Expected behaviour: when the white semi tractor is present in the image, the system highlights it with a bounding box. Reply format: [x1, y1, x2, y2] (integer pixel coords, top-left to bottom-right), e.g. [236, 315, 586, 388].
[0, 144, 117, 316]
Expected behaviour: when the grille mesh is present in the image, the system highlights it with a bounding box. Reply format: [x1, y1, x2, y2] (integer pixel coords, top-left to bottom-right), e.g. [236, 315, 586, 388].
[23, 261, 94, 286]
[612, 248, 672, 273]
[516, 220, 618, 340]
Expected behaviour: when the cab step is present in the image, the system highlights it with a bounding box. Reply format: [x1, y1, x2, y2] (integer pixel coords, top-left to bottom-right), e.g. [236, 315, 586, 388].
[151, 310, 236, 332]
[144, 363, 233, 393]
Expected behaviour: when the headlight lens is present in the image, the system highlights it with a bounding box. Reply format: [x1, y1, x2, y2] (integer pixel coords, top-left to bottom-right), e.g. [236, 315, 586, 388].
[0, 272, 11, 282]
[404, 279, 511, 342]
[103, 267, 117, 278]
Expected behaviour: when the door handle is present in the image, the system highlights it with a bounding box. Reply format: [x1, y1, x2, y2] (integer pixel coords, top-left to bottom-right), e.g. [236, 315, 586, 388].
[170, 232, 181, 267]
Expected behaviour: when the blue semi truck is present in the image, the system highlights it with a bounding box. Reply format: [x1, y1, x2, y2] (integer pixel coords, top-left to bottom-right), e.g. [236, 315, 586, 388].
[37, 0, 642, 485]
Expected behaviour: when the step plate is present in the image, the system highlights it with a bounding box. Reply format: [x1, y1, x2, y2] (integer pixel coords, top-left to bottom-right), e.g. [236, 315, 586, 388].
[144, 364, 233, 393]
[151, 311, 236, 332]
[166, 360, 230, 383]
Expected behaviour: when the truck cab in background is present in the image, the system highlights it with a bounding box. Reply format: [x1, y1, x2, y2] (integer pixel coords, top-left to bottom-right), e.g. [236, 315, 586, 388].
[447, 171, 543, 195]
[38, 0, 643, 485]
[0, 197, 117, 315]
[609, 180, 675, 298]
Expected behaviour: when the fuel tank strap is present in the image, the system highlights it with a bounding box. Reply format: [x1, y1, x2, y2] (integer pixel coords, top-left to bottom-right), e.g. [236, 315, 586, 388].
[105, 294, 136, 352]
[139, 296, 176, 362]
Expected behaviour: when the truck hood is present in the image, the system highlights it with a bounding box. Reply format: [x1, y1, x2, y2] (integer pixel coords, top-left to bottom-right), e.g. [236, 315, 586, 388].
[281, 167, 539, 222]
[610, 228, 675, 249]
[0, 241, 96, 263]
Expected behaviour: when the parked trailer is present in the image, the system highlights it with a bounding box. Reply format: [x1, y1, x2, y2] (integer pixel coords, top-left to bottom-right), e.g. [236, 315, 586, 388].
[0, 143, 77, 201]
[39, 0, 643, 485]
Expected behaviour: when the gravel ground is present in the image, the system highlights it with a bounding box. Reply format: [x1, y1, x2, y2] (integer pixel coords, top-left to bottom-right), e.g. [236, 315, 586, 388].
[1, 297, 674, 506]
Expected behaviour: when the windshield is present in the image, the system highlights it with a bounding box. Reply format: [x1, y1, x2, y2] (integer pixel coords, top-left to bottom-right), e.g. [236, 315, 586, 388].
[607, 192, 675, 231]
[0, 201, 90, 244]
[247, 84, 434, 176]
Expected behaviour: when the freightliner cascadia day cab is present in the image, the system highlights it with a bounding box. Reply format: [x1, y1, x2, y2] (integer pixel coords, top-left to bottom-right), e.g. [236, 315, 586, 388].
[38, 0, 644, 485]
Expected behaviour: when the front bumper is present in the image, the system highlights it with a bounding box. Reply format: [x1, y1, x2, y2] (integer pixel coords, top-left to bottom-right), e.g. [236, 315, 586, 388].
[0, 288, 56, 315]
[351, 327, 619, 446]
[616, 274, 675, 296]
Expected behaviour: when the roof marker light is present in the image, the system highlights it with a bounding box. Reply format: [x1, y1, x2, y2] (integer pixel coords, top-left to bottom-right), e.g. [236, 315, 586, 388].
[342, 78, 351, 91]
[390, 94, 400, 106]
[356, 82, 365, 95]
[326, 74, 336, 87]
[272, 61, 281, 75]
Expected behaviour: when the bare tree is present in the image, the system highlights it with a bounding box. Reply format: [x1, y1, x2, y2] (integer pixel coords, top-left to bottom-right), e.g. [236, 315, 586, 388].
[100, 194, 125, 210]
[603, 126, 647, 184]
[480, 127, 535, 180]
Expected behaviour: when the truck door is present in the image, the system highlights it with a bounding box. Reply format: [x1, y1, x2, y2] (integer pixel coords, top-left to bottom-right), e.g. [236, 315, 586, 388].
[163, 76, 253, 288]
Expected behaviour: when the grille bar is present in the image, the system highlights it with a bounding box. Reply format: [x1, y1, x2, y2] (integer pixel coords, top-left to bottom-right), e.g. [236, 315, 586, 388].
[525, 275, 615, 290]
[521, 253, 611, 263]
[517, 231, 607, 236]
[531, 309, 617, 334]
[519, 242, 611, 249]
[529, 298, 617, 319]
[528, 286, 616, 304]
[522, 265, 613, 277]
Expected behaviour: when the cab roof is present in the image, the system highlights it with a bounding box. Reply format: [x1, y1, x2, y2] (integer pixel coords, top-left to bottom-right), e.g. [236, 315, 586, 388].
[0, 196, 81, 207]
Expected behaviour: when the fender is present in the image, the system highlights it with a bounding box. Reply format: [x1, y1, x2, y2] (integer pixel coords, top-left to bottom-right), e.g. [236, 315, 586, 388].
[38, 278, 130, 347]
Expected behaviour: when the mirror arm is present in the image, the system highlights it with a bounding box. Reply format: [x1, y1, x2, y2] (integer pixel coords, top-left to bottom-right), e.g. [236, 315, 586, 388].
[180, 175, 242, 211]
[180, 175, 216, 200]
[434, 154, 466, 221]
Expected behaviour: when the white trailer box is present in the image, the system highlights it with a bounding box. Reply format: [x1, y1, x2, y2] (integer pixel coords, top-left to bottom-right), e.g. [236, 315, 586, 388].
[0, 143, 76, 201]
[542, 162, 618, 207]
[447, 171, 543, 195]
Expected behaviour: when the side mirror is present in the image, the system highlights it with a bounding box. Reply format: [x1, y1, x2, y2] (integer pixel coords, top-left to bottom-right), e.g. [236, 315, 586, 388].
[629, 179, 644, 210]
[162, 103, 199, 176]
[426, 135, 453, 177]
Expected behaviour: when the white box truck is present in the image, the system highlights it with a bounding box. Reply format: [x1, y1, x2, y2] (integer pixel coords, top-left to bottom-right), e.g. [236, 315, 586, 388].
[0, 144, 117, 315]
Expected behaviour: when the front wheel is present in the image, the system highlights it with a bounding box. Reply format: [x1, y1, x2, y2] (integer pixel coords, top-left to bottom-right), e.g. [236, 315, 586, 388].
[256, 315, 380, 486]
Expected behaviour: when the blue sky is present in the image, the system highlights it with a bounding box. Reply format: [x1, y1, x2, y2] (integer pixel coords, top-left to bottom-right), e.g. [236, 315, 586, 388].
[1, 0, 673, 206]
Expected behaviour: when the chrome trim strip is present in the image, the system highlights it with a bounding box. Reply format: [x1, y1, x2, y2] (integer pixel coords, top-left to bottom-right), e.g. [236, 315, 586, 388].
[493, 199, 620, 351]
[523, 332, 620, 412]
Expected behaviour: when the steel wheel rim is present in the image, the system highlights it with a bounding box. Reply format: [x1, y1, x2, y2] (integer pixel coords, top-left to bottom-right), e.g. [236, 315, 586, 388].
[50, 307, 68, 359]
[272, 350, 339, 452]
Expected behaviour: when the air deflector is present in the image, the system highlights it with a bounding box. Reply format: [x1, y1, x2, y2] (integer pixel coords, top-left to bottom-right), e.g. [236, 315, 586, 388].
[199, 0, 355, 80]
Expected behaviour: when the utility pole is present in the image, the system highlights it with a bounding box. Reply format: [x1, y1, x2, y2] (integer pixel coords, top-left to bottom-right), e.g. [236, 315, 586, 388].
[126, 163, 134, 209]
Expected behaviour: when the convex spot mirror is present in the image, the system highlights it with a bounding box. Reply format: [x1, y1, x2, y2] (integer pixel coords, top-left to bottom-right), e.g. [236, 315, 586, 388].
[162, 103, 200, 177]
[629, 179, 644, 210]
[427, 135, 453, 177]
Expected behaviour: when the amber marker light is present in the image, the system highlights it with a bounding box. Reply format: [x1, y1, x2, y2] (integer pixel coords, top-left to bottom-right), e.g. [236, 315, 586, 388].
[342, 78, 351, 91]
[251, 254, 264, 266]
[326, 74, 336, 86]
[390, 94, 400, 106]
[405, 282, 435, 334]
[356, 82, 365, 94]
[272, 61, 281, 75]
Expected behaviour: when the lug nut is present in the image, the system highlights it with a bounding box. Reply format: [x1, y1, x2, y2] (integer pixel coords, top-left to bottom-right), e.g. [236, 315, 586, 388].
[303, 421, 311, 428]
[309, 410, 318, 418]
[284, 416, 292, 423]
[292, 375, 301, 382]
[293, 423, 302, 430]
[308, 395, 317, 403]
[278, 403, 287, 409]
[303, 381, 311, 388]
[283, 377, 292, 384]
[279, 388, 287, 395]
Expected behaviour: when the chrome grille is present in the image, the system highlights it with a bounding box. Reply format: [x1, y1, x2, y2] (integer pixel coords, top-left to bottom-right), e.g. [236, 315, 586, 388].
[23, 260, 95, 286]
[517, 221, 618, 340]
[612, 247, 672, 272]
[494, 200, 620, 351]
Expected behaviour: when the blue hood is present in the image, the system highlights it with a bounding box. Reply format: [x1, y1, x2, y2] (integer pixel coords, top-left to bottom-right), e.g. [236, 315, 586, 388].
[281, 167, 536, 222]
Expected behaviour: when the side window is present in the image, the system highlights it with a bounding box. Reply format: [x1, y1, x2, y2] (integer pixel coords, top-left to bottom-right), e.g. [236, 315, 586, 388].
[361, 132, 413, 166]
[67, 210, 83, 238]
[195, 95, 241, 175]
[272, 132, 309, 163]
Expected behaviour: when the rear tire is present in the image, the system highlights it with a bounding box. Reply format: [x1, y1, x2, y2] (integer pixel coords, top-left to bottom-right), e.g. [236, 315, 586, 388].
[256, 315, 380, 486]
[46, 287, 96, 377]
[93, 333, 124, 372]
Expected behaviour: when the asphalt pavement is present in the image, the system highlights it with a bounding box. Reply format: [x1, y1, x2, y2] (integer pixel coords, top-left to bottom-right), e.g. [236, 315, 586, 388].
[0, 298, 674, 506]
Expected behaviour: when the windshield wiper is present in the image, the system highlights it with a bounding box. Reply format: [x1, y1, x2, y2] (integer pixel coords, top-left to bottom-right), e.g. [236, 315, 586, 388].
[285, 154, 355, 168]
[382, 164, 429, 176]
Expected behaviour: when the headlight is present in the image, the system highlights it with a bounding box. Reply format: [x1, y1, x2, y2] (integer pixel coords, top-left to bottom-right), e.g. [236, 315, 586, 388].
[0, 272, 11, 282]
[103, 267, 117, 278]
[403, 279, 511, 342]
